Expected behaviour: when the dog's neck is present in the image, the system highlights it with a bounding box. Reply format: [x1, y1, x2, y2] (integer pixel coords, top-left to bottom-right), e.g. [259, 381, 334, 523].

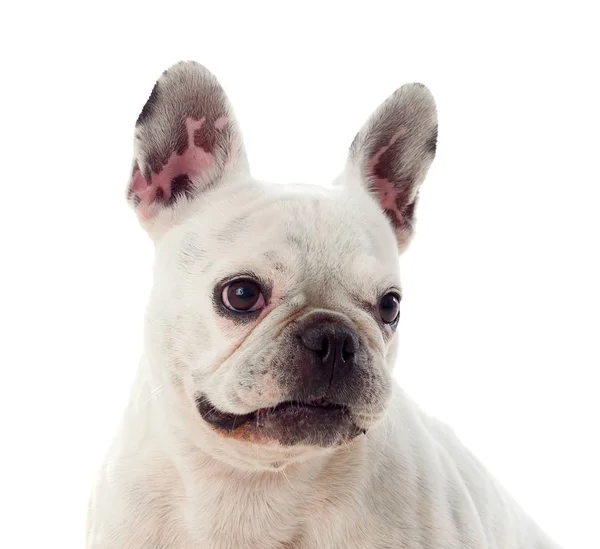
[166, 436, 367, 547]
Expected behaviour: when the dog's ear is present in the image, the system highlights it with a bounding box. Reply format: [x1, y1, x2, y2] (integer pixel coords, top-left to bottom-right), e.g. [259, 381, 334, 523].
[344, 83, 437, 253]
[127, 61, 249, 236]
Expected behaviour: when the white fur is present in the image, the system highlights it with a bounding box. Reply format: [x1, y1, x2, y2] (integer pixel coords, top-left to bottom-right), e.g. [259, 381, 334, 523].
[87, 62, 561, 549]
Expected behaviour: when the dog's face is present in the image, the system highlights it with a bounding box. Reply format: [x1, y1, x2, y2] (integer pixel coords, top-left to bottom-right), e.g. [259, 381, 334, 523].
[127, 62, 437, 463]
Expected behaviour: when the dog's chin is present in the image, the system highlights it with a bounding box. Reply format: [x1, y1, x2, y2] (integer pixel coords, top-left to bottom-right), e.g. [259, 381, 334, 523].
[195, 395, 366, 447]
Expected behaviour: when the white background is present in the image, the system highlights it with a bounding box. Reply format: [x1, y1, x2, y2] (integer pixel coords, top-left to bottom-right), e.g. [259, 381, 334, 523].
[1, 2, 598, 548]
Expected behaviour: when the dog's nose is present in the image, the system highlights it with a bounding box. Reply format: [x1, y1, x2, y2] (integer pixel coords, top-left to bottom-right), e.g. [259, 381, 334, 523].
[300, 322, 358, 371]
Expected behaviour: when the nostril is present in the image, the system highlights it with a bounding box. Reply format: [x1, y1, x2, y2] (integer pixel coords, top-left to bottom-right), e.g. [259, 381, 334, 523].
[316, 336, 330, 362]
[341, 337, 356, 362]
[300, 329, 332, 362]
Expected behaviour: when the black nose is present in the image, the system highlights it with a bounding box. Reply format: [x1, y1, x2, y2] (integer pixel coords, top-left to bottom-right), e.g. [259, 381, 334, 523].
[300, 322, 359, 371]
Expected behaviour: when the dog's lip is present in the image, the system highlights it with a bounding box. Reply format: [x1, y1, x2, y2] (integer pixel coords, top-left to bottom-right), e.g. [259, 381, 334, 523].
[196, 396, 347, 431]
[255, 397, 346, 417]
[194, 395, 367, 447]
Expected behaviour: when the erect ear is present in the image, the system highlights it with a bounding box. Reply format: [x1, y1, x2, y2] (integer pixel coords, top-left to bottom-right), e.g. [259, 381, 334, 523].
[344, 83, 437, 253]
[127, 61, 249, 236]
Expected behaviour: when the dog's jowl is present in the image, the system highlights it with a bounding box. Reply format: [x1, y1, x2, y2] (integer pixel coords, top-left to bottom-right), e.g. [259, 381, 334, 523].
[87, 61, 561, 549]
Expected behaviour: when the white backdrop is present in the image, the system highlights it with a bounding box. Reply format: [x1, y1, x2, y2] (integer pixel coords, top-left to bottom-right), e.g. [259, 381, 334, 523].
[1, 2, 598, 548]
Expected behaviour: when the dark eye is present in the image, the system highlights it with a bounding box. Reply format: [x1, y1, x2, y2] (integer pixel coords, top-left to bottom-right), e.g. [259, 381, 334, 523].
[222, 279, 265, 313]
[379, 293, 400, 325]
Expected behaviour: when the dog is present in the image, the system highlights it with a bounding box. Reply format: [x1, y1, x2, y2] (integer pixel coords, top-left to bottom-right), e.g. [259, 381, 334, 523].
[86, 61, 561, 549]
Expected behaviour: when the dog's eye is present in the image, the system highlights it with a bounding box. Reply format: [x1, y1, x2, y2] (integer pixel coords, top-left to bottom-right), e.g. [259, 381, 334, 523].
[379, 293, 400, 325]
[222, 279, 265, 313]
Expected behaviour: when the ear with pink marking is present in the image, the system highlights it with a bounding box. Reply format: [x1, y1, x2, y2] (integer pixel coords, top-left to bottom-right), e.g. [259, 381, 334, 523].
[345, 83, 438, 253]
[127, 61, 249, 234]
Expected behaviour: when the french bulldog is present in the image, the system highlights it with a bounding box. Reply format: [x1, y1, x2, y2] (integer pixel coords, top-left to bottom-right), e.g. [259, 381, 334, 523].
[86, 61, 561, 549]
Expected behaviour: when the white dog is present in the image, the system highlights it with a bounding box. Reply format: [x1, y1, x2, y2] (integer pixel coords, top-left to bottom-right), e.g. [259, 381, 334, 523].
[87, 61, 561, 549]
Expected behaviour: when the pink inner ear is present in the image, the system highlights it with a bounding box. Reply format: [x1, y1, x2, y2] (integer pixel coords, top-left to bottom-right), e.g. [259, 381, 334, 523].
[372, 177, 397, 210]
[130, 117, 219, 219]
[366, 128, 406, 224]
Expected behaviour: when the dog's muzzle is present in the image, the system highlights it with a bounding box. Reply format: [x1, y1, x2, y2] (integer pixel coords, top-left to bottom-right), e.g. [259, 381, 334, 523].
[195, 316, 371, 447]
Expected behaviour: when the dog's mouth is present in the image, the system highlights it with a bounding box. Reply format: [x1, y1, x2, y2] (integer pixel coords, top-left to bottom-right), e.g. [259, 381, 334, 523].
[196, 395, 365, 447]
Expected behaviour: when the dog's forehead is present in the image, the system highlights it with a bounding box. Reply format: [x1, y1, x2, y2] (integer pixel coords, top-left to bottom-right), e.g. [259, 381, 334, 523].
[233, 185, 392, 254]
[167, 182, 400, 294]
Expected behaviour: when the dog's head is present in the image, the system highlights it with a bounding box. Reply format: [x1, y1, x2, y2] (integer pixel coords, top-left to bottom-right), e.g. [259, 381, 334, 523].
[128, 61, 437, 466]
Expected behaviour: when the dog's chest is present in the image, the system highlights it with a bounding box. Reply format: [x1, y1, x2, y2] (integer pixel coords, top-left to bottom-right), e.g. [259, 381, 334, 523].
[178, 474, 370, 549]
[180, 476, 307, 549]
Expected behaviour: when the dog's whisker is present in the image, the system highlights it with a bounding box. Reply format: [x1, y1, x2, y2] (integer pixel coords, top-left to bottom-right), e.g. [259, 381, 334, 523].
[280, 469, 300, 498]
[147, 384, 164, 402]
